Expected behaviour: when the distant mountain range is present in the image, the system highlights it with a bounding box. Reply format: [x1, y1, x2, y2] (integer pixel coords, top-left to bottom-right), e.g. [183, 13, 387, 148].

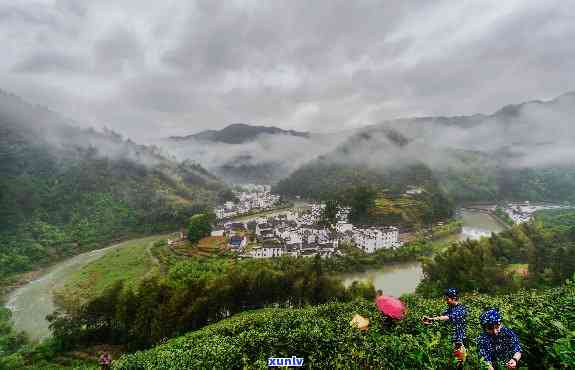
[161, 91, 575, 190]
[274, 91, 575, 202]
[161, 123, 347, 184]
[167, 123, 309, 144]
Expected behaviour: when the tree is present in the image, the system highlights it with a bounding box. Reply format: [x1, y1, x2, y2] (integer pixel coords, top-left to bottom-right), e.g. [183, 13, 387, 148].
[188, 214, 212, 243]
[348, 186, 377, 224]
[320, 200, 339, 227]
[217, 189, 237, 203]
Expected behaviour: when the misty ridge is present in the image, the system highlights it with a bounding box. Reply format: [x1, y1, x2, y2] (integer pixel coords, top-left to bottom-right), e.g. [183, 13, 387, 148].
[310, 91, 575, 174]
[160, 125, 352, 183]
[2, 87, 574, 186]
[156, 91, 575, 183]
[0, 89, 221, 186]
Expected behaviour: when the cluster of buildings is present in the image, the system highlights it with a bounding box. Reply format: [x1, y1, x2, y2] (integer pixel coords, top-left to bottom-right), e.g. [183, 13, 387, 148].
[341, 226, 401, 253]
[214, 186, 281, 220]
[502, 202, 568, 224]
[503, 205, 533, 224]
[213, 202, 403, 259]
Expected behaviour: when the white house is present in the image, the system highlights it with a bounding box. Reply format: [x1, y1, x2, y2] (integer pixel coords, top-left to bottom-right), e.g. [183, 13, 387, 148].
[256, 222, 273, 236]
[336, 222, 353, 233]
[352, 226, 400, 253]
[211, 229, 225, 237]
[248, 244, 285, 258]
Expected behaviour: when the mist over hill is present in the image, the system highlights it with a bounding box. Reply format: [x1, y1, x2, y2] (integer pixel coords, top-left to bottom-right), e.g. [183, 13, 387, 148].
[275, 92, 575, 202]
[157, 92, 575, 191]
[168, 123, 310, 144]
[0, 90, 225, 278]
[161, 123, 351, 184]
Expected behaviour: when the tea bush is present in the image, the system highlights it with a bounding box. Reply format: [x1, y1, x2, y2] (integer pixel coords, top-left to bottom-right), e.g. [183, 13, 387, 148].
[114, 280, 575, 369]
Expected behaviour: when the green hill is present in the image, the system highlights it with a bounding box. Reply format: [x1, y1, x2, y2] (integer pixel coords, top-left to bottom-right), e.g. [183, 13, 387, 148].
[274, 92, 575, 204]
[168, 123, 309, 144]
[275, 139, 575, 205]
[273, 133, 455, 226]
[0, 91, 225, 281]
[114, 283, 575, 369]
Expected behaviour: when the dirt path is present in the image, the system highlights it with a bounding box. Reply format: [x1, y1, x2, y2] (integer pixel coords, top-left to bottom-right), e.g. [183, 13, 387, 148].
[145, 238, 166, 275]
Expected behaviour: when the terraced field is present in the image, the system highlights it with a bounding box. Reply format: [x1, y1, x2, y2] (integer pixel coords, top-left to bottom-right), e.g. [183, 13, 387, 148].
[171, 236, 228, 257]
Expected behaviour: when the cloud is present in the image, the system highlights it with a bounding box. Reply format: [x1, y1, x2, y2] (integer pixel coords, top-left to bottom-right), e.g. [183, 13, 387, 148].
[161, 130, 351, 183]
[0, 0, 574, 143]
[323, 92, 575, 172]
[12, 51, 85, 74]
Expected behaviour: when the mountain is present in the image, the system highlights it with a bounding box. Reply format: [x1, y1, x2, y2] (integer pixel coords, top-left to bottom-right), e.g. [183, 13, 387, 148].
[0, 90, 226, 279]
[161, 124, 351, 184]
[275, 91, 575, 203]
[168, 123, 309, 144]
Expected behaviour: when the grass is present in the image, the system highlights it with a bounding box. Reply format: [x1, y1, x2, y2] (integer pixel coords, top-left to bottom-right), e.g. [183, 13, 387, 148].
[506, 263, 529, 273]
[54, 235, 167, 307]
[151, 240, 187, 269]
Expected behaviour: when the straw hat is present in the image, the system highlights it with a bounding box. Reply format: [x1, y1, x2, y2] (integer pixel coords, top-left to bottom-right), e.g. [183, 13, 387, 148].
[350, 314, 369, 331]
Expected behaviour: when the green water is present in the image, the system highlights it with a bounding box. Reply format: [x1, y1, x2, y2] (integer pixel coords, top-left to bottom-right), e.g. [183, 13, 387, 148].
[339, 209, 504, 295]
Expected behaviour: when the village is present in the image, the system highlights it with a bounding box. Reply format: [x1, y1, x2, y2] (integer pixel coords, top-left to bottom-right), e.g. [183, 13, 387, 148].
[212, 203, 403, 259]
[500, 202, 569, 224]
[214, 184, 282, 220]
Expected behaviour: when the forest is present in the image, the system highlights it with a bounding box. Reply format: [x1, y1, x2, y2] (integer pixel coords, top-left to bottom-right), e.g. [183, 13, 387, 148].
[417, 211, 575, 296]
[0, 117, 224, 283]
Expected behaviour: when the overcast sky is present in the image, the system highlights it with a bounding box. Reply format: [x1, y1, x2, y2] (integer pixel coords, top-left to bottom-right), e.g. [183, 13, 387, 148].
[1, 0, 574, 141]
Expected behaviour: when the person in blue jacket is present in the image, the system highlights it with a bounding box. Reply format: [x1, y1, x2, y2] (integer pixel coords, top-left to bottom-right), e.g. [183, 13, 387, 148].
[422, 288, 467, 366]
[477, 308, 522, 370]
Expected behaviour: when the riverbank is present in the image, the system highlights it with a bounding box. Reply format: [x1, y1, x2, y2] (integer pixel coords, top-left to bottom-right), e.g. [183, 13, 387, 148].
[5, 236, 167, 342]
[3, 208, 502, 343]
[0, 233, 150, 301]
[340, 261, 423, 296]
[53, 235, 168, 309]
[334, 209, 507, 295]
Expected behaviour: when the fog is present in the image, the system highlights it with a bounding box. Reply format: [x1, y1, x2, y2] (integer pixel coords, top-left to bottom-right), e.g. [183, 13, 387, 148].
[152, 91, 575, 183]
[158, 130, 352, 182]
[3, 83, 574, 186]
[0, 90, 186, 172]
[321, 92, 575, 173]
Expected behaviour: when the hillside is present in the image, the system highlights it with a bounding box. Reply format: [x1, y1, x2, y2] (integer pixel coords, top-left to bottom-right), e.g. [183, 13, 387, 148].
[161, 124, 349, 184]
[0, 90, 226, 280]
[273, 128, 454, 225]
[168, 123, 309, 144]
[275, 92, 575, 203]
[114, 284, 575, 369]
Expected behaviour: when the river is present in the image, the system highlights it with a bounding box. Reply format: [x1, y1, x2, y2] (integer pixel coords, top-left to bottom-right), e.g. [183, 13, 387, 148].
[5, 237, 159, 342]
[6, 209, 504, 341]
[339, 209, 506, 296]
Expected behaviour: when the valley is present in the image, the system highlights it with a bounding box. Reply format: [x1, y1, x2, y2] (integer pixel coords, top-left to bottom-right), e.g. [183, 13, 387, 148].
[1, 91, 574, 369]
[4, 205, 506, 343]
[3, 4, 575, 368]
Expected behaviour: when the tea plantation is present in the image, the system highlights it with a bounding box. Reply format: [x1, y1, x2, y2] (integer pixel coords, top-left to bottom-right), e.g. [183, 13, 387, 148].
[113, 280, 574, 369]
